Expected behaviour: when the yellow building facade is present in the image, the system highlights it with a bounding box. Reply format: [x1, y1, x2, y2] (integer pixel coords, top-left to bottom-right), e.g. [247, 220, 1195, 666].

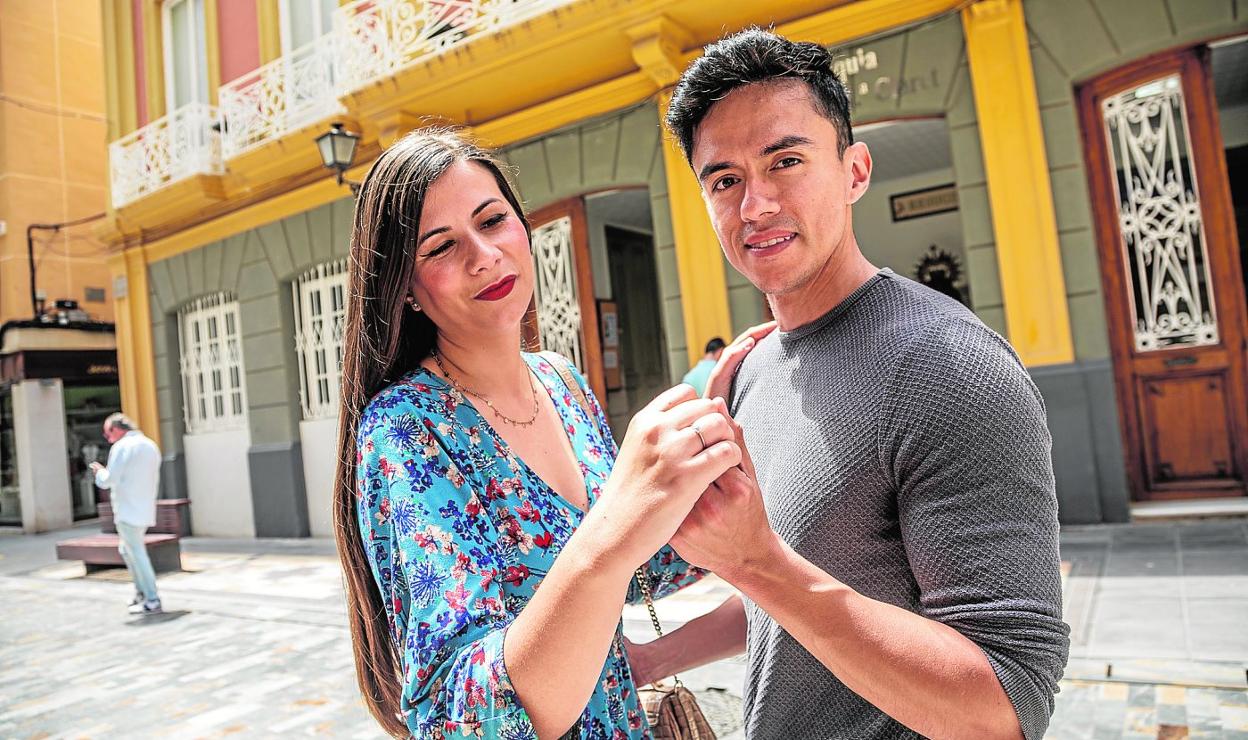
[0, 0, 124, 532]
[97, 0, 1248, 534]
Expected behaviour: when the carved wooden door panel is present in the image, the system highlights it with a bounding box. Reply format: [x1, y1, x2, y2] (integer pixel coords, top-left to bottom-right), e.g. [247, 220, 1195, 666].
[524, 199, 605, 404]
[1079, 49, 1248, 501]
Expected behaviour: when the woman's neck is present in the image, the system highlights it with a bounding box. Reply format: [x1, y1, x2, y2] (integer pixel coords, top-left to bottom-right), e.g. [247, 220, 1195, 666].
[431, 333, 532, 399]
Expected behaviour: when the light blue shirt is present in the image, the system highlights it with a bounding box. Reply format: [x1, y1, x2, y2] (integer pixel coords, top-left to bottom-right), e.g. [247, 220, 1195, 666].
[681, 358, 716, 396]
[94, 430, 162, 527]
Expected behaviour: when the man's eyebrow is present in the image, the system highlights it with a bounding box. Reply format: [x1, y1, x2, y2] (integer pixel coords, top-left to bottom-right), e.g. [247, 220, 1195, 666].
[698, 160, 733, 183]
[417, 199, 502, 245]
[697, 135, 816, 182]
[761, 135, 814, 156]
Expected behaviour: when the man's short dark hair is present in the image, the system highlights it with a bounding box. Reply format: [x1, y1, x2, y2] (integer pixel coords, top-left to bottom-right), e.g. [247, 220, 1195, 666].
[665, 28, 853, 163]
[705, 337, 727, 354]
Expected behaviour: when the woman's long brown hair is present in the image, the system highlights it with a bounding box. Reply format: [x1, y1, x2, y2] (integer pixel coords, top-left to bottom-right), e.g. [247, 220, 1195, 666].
[332, 128, 530, 737]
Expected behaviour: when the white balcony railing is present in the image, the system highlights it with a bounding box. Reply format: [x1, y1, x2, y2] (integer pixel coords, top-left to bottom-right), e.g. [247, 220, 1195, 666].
[110, 1, 574, 208]
[109, 102, 222, 208]
[334, 0, 569, 92]
[219, 33, 343, 159]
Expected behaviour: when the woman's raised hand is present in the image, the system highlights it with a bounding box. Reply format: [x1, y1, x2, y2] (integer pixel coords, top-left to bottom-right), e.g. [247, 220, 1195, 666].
[704, 322, 777, 402]
[590, 385, 741, 568]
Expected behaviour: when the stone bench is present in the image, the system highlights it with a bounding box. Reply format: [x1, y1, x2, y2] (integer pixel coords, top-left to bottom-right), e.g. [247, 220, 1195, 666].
[55, 533, 182, 573]
[57, 497, 190, 573]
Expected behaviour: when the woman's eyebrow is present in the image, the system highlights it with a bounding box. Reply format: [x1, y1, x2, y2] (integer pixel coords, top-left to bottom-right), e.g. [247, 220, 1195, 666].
[472, 198, 501, 217]
[417, 225, 448, 247]
[417, 199, 503, 245]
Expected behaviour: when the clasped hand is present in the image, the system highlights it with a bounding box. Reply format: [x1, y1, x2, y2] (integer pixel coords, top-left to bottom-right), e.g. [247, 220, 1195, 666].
[671, 322, 778, 576]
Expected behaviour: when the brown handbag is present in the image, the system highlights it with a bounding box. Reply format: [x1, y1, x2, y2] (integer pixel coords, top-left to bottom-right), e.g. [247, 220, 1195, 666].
[632, 567, 717, 740]
[540, 351, 716, 740]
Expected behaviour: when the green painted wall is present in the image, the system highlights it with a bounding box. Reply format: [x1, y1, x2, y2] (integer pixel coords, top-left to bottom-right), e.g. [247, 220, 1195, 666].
[147, 197, 355, 453]
[832, 16, 1009, 335]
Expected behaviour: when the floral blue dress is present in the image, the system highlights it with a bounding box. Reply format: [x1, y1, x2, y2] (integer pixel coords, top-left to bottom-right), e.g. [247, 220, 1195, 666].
[356, 352, 705, 739]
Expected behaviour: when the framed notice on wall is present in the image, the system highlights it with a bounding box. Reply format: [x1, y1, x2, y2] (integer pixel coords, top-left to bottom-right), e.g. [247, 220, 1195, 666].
[598, 300, 622, 391]
[890, 183, 958, 222]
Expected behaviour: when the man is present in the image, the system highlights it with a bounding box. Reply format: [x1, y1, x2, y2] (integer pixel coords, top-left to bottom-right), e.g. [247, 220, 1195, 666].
[90, 413, 163, 616]
[681, 337, 726, 396]
[633, 30, 1069, 739]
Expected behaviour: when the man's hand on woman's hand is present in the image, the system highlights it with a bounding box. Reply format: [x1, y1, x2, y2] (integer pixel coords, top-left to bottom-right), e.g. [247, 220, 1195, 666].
[704, 322, 776, 402]
[669, 320, 778, 575]
[670, 411, 779, 577]
[592, 385, 742, 570]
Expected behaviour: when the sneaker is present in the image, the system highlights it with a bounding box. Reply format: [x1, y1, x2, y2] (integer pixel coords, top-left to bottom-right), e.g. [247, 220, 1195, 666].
[128, 599, 163, 616]
[128, 592, 143, 607]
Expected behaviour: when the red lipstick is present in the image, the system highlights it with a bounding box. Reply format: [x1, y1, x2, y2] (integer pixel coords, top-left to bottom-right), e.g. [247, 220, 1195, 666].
[475, 275, 517, 301]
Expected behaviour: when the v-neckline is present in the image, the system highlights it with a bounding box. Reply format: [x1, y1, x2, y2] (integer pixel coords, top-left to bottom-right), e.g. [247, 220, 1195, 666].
[413, 356, 594, 515]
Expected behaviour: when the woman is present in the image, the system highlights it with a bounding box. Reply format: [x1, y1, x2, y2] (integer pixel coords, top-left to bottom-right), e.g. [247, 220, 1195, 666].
[333, 128, 762, 739]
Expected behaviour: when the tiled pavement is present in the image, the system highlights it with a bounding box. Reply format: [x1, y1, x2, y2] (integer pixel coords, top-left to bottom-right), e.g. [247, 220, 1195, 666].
[2, 520, 1246, 739]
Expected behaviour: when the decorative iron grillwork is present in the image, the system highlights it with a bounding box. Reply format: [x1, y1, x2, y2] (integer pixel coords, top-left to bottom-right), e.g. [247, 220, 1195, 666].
[293, 260, 349, 420]
[1102, 74, 1219, 352]
[334, 0, 565, 92]
[219, 34, 344, 159]
[531, 217, 583, 369]
[110, 1, 574, 203]
[178, 293, 248, 434]
[108, 103, 222, 208]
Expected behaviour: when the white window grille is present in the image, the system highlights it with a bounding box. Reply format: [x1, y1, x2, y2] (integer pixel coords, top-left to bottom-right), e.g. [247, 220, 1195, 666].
[1102, 74, 1219, 352]
[531, 217, 584, 369]
[293, 260, 348, 420]
[162, 0, 210, 110]
[178, 293, 248, 434]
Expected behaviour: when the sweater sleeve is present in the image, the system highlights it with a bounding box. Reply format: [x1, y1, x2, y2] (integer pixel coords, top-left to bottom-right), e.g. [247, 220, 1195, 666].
[878, 317, 1070, 740]
[357, 397, 535, 739]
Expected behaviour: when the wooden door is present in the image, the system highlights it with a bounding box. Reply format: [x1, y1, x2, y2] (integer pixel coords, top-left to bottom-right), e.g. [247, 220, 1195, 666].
[524, 199, 606, 404]
[606, 225, 669, 417]
[1079, 49, 1248, 501]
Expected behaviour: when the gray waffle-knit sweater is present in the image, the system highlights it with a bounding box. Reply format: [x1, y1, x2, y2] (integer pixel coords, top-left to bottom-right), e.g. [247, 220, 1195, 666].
[730, 269, 1069, 740]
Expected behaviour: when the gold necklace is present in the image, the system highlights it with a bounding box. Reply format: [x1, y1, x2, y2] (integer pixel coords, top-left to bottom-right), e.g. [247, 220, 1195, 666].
[431, 350, 540, 428]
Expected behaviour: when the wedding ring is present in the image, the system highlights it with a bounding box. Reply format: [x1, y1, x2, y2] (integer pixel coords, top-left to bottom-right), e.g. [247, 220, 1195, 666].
[691, 421, 708, 450]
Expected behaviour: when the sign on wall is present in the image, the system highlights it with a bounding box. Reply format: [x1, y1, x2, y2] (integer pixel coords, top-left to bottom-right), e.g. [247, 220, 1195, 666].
[890, 183, 959, 221]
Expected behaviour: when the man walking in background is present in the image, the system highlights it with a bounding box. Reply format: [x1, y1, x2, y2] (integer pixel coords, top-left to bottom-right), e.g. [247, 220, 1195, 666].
[90, 413, 163, 616]
[681, 337, 726, 396]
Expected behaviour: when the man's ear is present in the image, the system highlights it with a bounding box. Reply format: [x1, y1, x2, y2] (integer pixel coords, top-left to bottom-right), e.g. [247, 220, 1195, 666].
[845, 142, 872, 206]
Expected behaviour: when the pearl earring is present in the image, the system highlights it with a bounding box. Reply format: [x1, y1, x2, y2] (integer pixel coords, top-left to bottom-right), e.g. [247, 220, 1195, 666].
[406, 297, 421, 312]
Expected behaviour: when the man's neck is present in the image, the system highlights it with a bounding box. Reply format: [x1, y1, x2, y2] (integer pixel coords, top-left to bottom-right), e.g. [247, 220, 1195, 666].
[768, 249, 878, 331]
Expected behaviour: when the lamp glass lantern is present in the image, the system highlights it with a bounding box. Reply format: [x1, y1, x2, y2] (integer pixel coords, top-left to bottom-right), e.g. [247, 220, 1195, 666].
[316, 122, 360, 186]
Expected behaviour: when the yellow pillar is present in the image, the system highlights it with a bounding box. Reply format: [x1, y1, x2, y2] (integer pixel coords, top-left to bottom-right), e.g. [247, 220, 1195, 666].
[962, 0, 1074, 366]
[628, 19, 733, 366]
[140, 0, 165, 120]
[111, 249, 162, 448]
[256, 0, 282, 65]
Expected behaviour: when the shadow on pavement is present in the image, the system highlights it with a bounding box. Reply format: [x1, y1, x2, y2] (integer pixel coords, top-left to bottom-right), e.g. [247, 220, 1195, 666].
[124, 609, 190, 626]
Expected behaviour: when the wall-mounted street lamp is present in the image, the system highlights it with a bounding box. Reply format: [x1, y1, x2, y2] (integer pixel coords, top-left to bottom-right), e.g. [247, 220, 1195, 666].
[316, 122, 361, 195]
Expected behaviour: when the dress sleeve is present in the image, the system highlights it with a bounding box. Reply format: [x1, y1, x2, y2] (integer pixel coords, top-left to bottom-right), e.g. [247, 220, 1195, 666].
[356, 398, 536, 739]
[558, 357, 709, 604]
[879, 317, 1070, 740]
